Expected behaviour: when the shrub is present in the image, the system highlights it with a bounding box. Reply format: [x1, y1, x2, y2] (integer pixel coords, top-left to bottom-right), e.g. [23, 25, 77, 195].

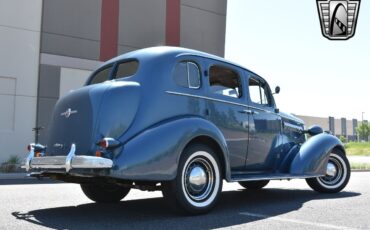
[339, 135, 347, 143]
[0, 155, 21, 173]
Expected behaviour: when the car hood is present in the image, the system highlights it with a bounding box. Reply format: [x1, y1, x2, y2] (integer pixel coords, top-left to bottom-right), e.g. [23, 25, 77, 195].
[279, 111, 304, 126]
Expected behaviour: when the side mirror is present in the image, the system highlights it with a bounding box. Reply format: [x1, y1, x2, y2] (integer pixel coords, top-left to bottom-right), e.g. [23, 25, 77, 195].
[274, 86, 280, 94]
[305, 125, 324, 136]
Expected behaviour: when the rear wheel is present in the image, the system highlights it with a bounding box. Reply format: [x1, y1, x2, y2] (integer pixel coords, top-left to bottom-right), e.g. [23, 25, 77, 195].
[80, 183, 130, 203]
[162, 144, 222, 214]
[306, 148, 350, 193]
[239, 180, 270, 190]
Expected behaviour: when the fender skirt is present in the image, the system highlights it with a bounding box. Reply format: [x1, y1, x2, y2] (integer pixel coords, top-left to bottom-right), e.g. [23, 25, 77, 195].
[290, 133, 344, 176]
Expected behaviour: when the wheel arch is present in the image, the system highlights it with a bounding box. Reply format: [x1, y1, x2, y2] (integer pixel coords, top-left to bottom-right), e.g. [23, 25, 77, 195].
[332, 144, 346, 155]
[182, 135, 228, 180]
[290, 133, 345, 176]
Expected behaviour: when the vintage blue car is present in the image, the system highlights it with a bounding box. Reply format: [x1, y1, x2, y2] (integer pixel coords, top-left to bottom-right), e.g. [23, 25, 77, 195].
[23, 47, 350, 214]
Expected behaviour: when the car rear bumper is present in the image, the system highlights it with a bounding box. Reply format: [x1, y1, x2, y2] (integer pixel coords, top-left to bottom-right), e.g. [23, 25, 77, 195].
[22, 144, 113, 173]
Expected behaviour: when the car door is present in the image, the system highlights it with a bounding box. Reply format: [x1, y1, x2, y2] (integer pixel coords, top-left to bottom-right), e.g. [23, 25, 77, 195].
[245, 74, 282, 172]
[205, 61, 250, 171]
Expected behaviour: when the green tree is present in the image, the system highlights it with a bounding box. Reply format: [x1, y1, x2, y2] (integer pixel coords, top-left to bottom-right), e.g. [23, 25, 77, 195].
[339, 135, 347, 143]
[356, 122, 370, 141]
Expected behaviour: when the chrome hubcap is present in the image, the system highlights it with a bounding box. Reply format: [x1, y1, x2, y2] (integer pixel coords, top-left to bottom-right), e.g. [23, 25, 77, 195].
[184, 157, 214, 201]
[188, 166, 207, 192]
[319, 154, 345, 187]
[326, 162, 337, 177]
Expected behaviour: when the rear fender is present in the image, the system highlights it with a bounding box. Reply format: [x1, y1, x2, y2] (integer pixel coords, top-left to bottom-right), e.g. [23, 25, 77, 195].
[290, 133, 344, 176]
[110, 117, 230, 181]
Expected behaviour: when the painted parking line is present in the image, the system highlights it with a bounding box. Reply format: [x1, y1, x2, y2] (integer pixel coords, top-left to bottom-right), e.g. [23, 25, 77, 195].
[239, 212, 359, 230]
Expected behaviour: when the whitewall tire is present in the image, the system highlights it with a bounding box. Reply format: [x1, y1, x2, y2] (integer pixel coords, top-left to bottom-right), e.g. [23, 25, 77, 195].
[306, 148, 350, 193]
[162, 144, 222, 214]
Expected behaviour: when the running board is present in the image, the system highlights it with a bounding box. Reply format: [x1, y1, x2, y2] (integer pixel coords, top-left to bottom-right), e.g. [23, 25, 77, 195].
[230, 173, 323, 182]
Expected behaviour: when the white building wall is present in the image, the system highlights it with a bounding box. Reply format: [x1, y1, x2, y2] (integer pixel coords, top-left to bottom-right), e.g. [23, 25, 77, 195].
[0, 0, 42, 162]
[60, 68, 92, 98]
[296, 115, 329, 130]
[346, 120, 354, 136]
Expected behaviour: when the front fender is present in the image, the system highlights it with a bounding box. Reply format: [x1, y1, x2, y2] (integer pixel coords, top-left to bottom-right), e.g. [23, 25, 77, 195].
[109, 117, 229, 181]
[290, 133, 344, 176]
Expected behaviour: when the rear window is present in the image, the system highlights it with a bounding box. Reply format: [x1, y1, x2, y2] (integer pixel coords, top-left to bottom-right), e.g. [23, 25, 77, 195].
[88, 60, 139, 85]
[114, 60, 139, 79]
[89, 66, 113, 85]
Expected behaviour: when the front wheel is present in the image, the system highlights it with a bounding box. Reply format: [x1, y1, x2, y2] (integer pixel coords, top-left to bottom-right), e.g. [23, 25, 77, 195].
[306, 148, 350, 193]
[162, 144, 222, 214]
[80, 183, 130, 203]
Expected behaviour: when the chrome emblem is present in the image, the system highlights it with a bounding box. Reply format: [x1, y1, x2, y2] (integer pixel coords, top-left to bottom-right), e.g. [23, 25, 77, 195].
[60, 108, 77, 118]
[317, 0, 361, 40]
[53, 143, 64, 148]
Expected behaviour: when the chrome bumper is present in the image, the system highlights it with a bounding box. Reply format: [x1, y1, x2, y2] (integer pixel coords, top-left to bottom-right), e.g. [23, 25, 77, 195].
[22, 144, 113, 173]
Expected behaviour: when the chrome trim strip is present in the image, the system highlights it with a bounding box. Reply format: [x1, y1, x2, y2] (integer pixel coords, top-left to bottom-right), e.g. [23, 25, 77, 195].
[22, 144, 113, 172]
[166, 91, 274, 114]
[166, 90, 249, 108]
[247, 105, 271, 113]
[187, 62, 201, 89]
[283, 122, 304, 131]
[280, 114, 305, 124]
[166, 91, 304, 124]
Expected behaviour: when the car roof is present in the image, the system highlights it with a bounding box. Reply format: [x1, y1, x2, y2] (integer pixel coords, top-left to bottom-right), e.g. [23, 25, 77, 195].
[105, 47, 247, 70]
[101, 46, 267, 83]
[105, 46, 225, 63]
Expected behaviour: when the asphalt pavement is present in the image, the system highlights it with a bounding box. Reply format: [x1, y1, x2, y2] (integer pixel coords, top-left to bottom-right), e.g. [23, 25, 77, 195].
[0, 172, 369, 230]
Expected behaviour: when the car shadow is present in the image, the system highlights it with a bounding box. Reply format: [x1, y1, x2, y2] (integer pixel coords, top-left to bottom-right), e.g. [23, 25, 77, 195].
[12, 188, 360, 229]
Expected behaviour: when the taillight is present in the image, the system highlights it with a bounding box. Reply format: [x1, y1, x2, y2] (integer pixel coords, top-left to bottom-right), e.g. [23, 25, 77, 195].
[98, 139, 109, 148]
[27, 144, 46, 153]
[96, 137, 121, 149]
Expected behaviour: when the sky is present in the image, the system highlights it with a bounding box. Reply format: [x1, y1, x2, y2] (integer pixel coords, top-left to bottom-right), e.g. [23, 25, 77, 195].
[225, 0, 370, 121]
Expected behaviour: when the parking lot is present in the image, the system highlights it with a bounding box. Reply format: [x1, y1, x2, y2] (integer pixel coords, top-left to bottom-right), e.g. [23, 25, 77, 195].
[0, 172, 369, 229]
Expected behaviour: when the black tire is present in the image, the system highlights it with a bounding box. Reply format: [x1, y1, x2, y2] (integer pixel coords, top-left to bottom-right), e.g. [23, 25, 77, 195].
[239, 180, 270, 190]
[80, 183, 130, 203]
[306, 148, 350, 193]
[162, 144, 223, 215]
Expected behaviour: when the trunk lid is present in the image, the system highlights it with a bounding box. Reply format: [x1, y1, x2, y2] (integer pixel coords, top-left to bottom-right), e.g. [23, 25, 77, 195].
[46, 81, 140, 156]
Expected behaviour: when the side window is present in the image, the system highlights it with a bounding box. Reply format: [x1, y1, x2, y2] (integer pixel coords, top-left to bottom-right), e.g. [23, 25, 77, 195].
[173, 61, 201, 89]
[188, 62, 201, 88]
[249, 77, 271, 106]
[89, 66, 113, 85]
[114, 60, 139, 79]
[209, 65, 242, 98]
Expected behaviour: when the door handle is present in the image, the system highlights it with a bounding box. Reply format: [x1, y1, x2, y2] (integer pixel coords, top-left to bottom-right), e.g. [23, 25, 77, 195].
[239, 109, 254, 115]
